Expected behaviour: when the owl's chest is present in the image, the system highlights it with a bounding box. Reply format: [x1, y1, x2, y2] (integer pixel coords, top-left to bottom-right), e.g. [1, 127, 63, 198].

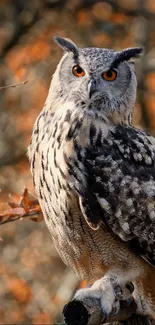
[30, 113, 140, 281]
[32, 139, 89, 277]
[31, 120, 102, 277]
[32, 114, 82, 235]
[34, 132, 71, 218]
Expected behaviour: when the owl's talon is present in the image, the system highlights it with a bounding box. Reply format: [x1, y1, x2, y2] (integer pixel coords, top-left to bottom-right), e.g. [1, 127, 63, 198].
[110, 300, 120, 316]
[112, 279, 134, 301]
[74, 277, 133, 320]
[120, 298, 131, 308]
[126, 281, 134, 294]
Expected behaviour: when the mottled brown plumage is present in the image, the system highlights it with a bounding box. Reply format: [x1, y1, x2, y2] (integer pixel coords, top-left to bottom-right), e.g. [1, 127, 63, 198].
[28, 37, 155, 319]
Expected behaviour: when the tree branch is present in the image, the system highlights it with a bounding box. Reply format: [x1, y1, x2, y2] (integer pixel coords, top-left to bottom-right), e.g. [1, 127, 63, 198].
[0, 80, 28, 91]
[63, 298, 152, 325]
[0, 188, 43, 225]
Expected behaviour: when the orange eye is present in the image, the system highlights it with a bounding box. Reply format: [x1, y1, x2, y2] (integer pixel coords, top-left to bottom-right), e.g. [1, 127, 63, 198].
[72, 65, 85, 77]
[102, 69, 117, 81]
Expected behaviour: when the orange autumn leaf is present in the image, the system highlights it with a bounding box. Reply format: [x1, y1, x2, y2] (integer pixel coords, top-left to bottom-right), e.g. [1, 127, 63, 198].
[0, 188, 43, 225]
[6, 277, 32, 303]
[0, 206, 25, 219]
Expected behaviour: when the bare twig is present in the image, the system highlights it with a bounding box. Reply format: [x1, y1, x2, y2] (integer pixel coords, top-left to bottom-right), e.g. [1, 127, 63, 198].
[0, 211, 41, 225]
[0, 80, 28, 91]
[0, 188, 43, 225]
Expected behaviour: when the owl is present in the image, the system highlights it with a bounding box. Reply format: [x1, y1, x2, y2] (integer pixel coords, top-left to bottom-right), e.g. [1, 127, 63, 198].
[28, 37, 155, 320]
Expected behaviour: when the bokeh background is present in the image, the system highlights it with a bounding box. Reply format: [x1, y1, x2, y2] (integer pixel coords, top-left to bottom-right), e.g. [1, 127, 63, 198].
[0, 0, 155, 324]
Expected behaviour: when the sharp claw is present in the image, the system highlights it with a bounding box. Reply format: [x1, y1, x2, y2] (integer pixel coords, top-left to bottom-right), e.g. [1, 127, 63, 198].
[120, 298, 131, 308]
[113, 284, 124, 300]
[126, 281, 134, 294]
[110, 301, 120, 316]
[103, 312, 108, 323]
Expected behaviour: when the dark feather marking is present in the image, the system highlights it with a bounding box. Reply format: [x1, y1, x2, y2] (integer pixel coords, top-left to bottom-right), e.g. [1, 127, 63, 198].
[64, 110, 71, 122]
[32, 153, 36, 170]
[39, 188, 43, 199]
[36, 143, 39, 152]
[52, 205, 59, 217]
[40, 178, 44, 188]
[42, 194, 50, 220]
[41, 152, 44, 171]
[54, 147, 58, 168]
[90, 124, 97, 140]
[66, 119, 83, 140]
[53, 122, 58, 138]
[70, 123, 155, 266]
[32, 174, 36, 187]
[34, 128, 39, 135]
[95, 129, 102, 147]
[58, 177, 62, 190]
[46, 147, 49, 171]
[58, 166, 66, 180]
[42, 170, 52, 194]
[68, 207, 76, 237]
[36, 114, 42, 134]
[50, 167, 55, 185]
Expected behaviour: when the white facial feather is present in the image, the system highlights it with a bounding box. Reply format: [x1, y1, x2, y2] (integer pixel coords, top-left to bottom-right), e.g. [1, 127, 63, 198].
[46, 37, 142, 125]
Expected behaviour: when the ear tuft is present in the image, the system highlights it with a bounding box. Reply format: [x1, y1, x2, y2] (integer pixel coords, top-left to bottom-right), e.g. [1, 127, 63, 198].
[121, 47, 143, 60]
[111, 47, 143, 69]
[53, 36, 78, 57]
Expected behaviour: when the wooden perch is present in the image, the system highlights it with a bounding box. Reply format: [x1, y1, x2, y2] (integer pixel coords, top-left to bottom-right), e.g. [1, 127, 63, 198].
[0, 80, 28, 91]
[63, 299, 152, 325]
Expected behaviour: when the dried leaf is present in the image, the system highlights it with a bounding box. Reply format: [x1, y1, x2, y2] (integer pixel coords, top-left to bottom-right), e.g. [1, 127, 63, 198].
[20, 188, 29, 212]
[0, 188, 43, 225]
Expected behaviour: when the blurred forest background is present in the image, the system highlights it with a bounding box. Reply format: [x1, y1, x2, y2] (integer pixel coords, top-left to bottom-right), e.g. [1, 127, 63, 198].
[0, 0, 155, 324]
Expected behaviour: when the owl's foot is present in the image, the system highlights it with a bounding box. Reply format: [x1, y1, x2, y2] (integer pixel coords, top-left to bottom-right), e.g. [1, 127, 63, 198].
[74, 277, 134, 320]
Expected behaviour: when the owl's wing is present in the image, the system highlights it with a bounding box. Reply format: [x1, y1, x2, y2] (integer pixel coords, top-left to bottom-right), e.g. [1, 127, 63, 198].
[68, 125, 155, 267]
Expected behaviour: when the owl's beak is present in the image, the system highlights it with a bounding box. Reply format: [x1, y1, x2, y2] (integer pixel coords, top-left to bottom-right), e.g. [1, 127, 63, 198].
[89, 79, 97, 98]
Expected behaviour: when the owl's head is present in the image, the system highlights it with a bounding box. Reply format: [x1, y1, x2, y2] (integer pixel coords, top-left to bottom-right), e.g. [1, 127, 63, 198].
[51, 36, 142, 124]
